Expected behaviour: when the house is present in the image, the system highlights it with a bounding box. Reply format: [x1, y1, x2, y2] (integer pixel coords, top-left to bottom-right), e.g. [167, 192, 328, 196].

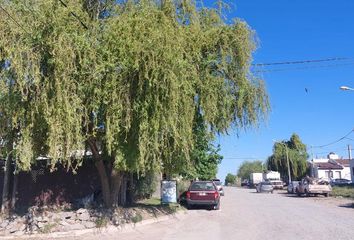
[310, 152, 351, 181]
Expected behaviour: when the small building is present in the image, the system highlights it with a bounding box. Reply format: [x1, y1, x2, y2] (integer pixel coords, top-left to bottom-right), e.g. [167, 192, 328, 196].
[310, 152, 351, 181]
[350, 159, 354, 182]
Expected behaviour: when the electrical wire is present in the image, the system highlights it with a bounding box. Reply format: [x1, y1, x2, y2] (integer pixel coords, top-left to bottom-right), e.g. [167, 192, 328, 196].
[252, 62, 354, 73]
[58, 0, 88, 29]
[310, 129, 354, 149]
[251, 57, 351, 67]
[0, 5, 29, 34]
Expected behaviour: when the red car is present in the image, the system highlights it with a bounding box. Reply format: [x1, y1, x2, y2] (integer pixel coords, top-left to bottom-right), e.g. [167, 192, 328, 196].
[186, 181, 220, 210]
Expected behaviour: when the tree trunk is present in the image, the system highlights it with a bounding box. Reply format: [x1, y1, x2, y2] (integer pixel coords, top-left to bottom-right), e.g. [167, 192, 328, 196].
[95, 160, 111, 207]
[1, 148, 13, 213]
[1, 153, 12, 213]
[110, 169, 122, 207]
[119, 174, 127, 206]
[10, 173, 18, 210]
[87, 139, 112, 208]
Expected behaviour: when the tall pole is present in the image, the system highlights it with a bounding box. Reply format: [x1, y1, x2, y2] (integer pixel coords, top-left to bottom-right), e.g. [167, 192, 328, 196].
[348, 144, 352, 160]
[284, 145, 292, 184]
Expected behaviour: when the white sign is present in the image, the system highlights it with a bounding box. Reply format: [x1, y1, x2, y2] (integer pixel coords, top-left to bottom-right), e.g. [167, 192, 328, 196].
[161, 180, 177, 204]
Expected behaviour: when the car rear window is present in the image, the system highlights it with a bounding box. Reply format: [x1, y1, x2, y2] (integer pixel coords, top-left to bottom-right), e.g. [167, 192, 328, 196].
[213, 181, 221, 186]
[191, 182, 216, 191]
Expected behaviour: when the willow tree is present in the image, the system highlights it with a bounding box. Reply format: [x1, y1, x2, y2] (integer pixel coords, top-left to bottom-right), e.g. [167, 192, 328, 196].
[267, 134, 309, 182]
[0, 0, 269, 207]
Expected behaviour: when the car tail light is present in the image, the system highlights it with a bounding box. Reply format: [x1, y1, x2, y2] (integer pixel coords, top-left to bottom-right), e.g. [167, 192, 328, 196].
[214, 191, 219, 199]
[186, 191, 191, 199]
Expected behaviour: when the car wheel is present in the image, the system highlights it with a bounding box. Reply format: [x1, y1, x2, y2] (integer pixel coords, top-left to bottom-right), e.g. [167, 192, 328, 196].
[186, 203, 192, 210]
[214, 201, 220, 210]
[325, 193, 329, 197]
[271, 191, 273, 194]
[304, 189, 309, 197]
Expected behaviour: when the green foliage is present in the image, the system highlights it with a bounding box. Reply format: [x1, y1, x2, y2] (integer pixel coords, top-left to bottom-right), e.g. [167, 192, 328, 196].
[183, 107, 223, 180]
[225, 173, 236, 185]
[134, 170, 158, 200]
[0, 1, 269, 177]
[267, 134, 309, 181]
[95, 216, 109, 228]
[131, 213, 143, 223]
[237, 160, 263, 180]
[331, 186, 354, 199]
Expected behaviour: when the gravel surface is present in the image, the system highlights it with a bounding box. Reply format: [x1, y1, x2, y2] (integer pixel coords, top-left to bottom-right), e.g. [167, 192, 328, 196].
[67, 187, 354, 240]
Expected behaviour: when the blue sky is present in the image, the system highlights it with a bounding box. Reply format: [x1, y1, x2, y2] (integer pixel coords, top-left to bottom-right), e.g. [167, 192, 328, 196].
[211, 0, 354, 182]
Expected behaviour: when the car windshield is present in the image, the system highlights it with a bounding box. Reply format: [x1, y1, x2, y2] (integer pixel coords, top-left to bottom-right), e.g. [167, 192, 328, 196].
[214, 181, 222, 186]
[191, 182, 216, 191]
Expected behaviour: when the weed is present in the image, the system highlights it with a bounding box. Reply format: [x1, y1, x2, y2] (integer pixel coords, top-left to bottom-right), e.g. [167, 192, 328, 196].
[95, 216, 109, 228]
[131, 213, 143, 223]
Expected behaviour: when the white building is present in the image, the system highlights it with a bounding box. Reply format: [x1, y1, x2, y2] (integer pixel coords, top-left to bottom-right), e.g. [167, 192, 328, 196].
[311, 152, 351, 181]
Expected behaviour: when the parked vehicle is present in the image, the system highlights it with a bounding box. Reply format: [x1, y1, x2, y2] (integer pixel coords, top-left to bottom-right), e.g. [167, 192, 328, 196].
[250, 173, 263, 187]
[212, 179, 225, 196]
[241, 179, 249, 187]
[186, 181, 220, 210]
[256, 181, 274, 193]
[330, 178, 352, 186]
[287, 181, 299, 193]
[297, 178, 332, 197]
[263, 171, 284, 189]
[271, 180, 284, 190]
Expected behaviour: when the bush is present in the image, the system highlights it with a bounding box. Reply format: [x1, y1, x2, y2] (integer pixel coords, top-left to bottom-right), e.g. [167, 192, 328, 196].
[331, 186, 354, 198]
[134, 171, 158, 200]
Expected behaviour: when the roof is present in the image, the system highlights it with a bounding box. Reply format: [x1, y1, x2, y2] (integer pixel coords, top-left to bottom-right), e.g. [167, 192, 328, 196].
[335, 159, 350, 167]
[315, 162, 343, 170]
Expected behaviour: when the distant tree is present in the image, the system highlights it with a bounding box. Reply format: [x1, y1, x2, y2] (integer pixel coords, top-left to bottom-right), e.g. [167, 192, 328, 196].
[225, 173, 237, 186]
[267, 134, 308, 182]
[237, 160, 263, 180]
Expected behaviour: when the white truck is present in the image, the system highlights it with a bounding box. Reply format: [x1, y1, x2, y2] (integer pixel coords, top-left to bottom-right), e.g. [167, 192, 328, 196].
[263, 171, 284, 189]
[297, 177, 332, 197]
[250, 173, 263, 187]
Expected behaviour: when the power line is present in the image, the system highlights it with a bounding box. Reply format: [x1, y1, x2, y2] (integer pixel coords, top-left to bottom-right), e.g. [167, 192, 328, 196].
[251, 57, 351, 67]
[310, 129, 354, 149]
[0, 5, 29, 34]
[58, 0, 88, 30]
[253, 61, 354, 73]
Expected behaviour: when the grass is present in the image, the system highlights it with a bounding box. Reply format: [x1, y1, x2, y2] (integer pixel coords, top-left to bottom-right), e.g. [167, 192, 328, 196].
[131, 213, 143, 223]
[139, 197, 161, 206]
[39, 223, 57, 234]
[331, 186, 354, 198]
[95, 216, 109, 228]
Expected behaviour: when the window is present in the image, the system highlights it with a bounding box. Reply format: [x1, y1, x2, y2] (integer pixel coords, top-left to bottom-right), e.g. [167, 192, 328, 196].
[325, 171, 333, 178]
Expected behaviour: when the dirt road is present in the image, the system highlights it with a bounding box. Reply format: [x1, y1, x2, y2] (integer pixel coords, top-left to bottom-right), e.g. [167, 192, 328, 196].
[71, 187, 354, 240]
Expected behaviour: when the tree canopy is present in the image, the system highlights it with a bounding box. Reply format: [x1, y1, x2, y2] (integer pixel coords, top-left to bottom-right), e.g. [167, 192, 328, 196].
[0, 0, 269, 207]
[237, 160, 263, 180]
[267, 134, 309, 182]
[225, 173, 236, 186]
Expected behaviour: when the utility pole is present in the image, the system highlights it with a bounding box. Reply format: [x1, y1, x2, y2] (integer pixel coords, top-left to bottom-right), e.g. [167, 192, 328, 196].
[348, 144, 352, 160]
